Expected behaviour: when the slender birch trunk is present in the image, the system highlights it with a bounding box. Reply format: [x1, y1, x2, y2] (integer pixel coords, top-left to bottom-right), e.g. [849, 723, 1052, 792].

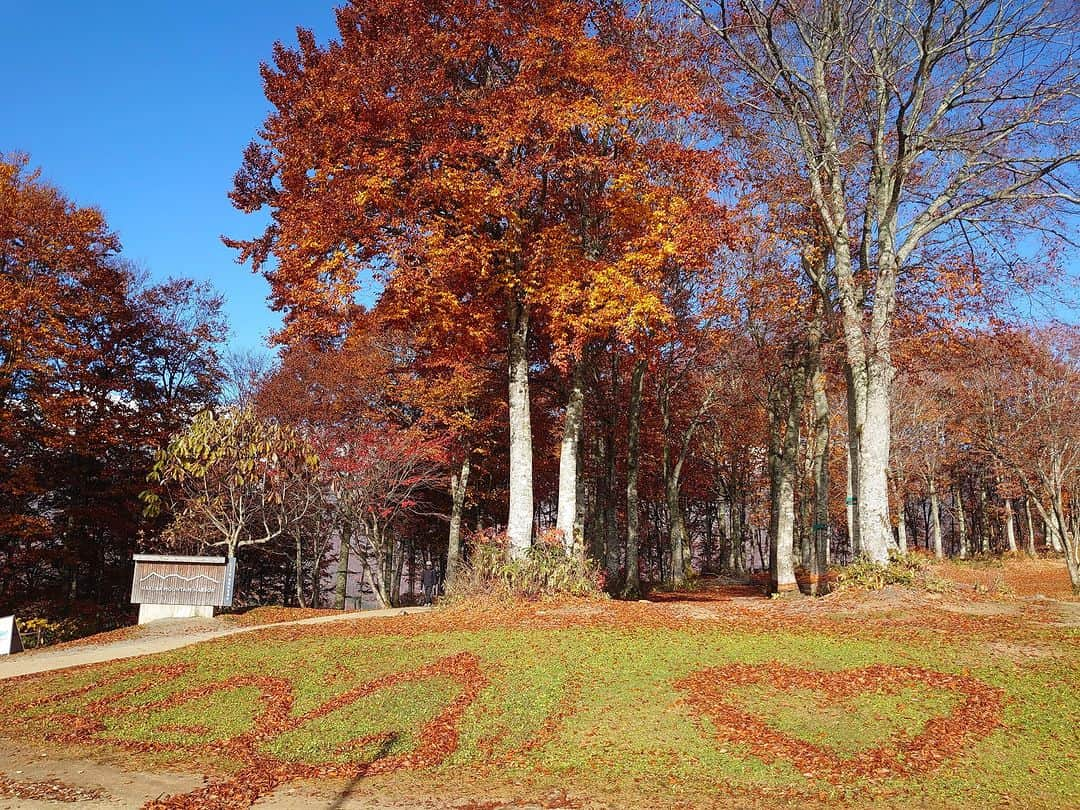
[844, 368, 861, 557]
[622, 358, 646, 599]
[667, 465, 690, 588]
[1046, 511, 1064, 553]
[506, 298, 533, 559]
[955, 489, 968, 560]
[808, 318, 830, 592]
[978, 487, 990, 555]
[295, 534, 306, 607]
[769, 368, 804, 594]
[556, 362, 585, 554]
[928, 475, 943, 560]
[1003, 498, 1018, 554]
[1024, 499, 1037, 557]
[446, 455, 470, 587]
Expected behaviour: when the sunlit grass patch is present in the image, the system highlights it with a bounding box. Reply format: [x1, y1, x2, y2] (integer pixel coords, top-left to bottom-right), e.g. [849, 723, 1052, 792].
[721, 683, 961, 759]
[102, 684, 263, 746]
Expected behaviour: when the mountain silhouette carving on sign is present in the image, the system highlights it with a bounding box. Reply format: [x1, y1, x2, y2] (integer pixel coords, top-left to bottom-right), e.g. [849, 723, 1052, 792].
[139, 573, 219, 585]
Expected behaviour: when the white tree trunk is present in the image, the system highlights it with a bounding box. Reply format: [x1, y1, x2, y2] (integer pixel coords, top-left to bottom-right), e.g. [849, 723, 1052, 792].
[555, 363, 585, 554]
[845, 444, 857, 556]
[858, 366, 894, 562]
[979, 488, 991, 554]
[844, 368, 861, 557]
[955, 489, 968, 560]
[772, 471, 799, 593]
[1003, 498, 1018, 554]
[446, 455, 470, 586]
[1046, 512, 1065, 553]
[506, 299, 533, 559]
[769, 371, 803, 594]
[1024, 499, 1037, 557]
[928, 475, 943, 560]
[809, 360, 830, 591]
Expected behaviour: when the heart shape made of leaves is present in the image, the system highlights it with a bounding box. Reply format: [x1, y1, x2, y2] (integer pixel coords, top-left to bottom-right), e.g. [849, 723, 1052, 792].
[677, 662, 1002, 782]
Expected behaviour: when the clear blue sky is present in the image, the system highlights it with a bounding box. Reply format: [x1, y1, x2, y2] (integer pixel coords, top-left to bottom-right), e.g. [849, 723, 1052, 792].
[3, 1, 341, 355]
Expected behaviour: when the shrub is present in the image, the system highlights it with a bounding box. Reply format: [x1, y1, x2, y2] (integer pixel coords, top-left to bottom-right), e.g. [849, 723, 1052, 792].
[15, 616, 82, 648]
[835, 550, 951, 593]
[447, 529, 605, 601]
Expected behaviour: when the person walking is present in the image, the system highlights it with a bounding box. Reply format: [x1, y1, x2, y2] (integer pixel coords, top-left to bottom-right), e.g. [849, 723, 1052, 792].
[421, 561, 438, 606]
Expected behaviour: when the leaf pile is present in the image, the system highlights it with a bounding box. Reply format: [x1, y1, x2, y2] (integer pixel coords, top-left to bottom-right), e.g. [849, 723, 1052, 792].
[0, 774, 107, 803]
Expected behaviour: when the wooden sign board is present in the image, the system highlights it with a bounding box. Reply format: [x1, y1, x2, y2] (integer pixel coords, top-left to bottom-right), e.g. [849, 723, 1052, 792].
[0, 616, 23, 655]
[130, 555, 236, 608]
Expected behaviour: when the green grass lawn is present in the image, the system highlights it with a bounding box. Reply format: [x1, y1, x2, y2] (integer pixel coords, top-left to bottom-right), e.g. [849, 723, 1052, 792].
[0, 595, 1077, 809]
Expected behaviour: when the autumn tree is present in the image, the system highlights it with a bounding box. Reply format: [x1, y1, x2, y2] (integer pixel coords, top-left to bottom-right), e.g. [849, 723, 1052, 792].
[682, 0, 1080, 562]
[962, 328, 1080, 591]
[0, 154, 227, 623]
[255, 317, 451, 607]
[228, 0, 726, 562]
[143, 408, 321, 560]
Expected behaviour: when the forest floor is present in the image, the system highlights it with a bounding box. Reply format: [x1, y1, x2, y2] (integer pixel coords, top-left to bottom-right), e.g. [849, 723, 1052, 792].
[0, 558, 1076, 810]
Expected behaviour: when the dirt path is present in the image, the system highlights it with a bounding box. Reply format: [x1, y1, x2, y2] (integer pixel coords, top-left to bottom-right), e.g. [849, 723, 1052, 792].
[0, 607, 431, 681]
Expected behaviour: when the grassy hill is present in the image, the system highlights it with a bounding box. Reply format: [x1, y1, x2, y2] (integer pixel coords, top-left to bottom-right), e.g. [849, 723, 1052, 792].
[0, 580, 1077, 809]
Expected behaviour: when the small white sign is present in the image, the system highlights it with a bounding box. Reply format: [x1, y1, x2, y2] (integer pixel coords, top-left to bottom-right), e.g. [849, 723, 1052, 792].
[0, 616, 23, 655]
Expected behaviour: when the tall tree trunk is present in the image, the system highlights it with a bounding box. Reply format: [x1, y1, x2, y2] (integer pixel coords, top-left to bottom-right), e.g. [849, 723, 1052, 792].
[334, 525, 351, 610]
[659, 387, 683, 588]
[573, 435, 585, 553]
[1049, 490, 1079, 593]
[928, 475, 943, 560]
[1024, 499, 1037, 557]
[393, 534, 406, 608]
[955, 488, 968, 560]
[603, 433, 621, 578]
[602, 353, 621, 577]
[667, 465, 690, 588]
[769, 368, 804, 594]
[622, 359, 646, 599]
[1045, 510, 1065, 553]
[294, 535, 307, 607]
[716, 498, 730, 574]
[808, 331, 830, 593]
[978, 486, 991, 555]
[844, 368, 861, 557]
[858, 364, 894, 562]
[506, 298, 533, 559]
[556, 362, 585, 554]
[1003, 498, 1018, 554]
[446, 455, 471, 587]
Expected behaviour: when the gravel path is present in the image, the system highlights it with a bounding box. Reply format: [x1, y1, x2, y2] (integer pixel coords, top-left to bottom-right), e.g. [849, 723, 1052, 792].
[0, 607, 431, 680]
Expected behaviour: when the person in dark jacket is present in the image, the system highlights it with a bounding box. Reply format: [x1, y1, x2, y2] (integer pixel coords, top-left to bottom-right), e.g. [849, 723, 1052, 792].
[421, 562, 438, 606]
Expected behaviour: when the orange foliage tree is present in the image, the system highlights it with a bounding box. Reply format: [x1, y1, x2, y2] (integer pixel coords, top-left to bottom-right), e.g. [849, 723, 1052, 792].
[0, 154, 226, 624]
[227, 0, 727, 561]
